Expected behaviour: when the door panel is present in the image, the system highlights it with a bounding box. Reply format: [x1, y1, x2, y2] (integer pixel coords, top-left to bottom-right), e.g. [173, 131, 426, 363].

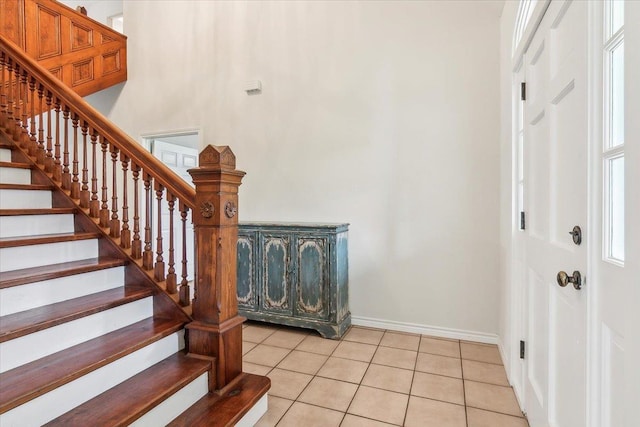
[237, 233, 258, 311]
[522, 1, 588, 426]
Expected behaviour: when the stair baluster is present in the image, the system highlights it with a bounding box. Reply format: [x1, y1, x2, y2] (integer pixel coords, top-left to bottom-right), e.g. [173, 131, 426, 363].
[28, 77, 37, 157]
[44, 92, 53, 172]
[109, 144, 120, 237]
[89, 129, 99, 217]
[166, 192, 177, 294]
[80, 122, 90, 208]
[70, 114, 80, 199]
[36, 83, 45, 164]
[11, 64, 20, 142]
[142, 172, 153, 270]
[154, 183, 165, 282]
[179, 202, 190, 307]
[131, 163, 142, 259]
[19, 70, 29, 148]
[0, 54, 6, 127]
[52, 99, 61, 182]
[121, 154, 131, 248]
[99, 136, 109, 227]
[61, 107, 70, 190]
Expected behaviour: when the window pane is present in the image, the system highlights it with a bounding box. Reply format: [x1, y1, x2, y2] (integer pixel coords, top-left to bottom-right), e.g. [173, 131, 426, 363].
[610, 42, 624, 148]
[611, 0, 624, 36]
[608, 156, 624, 261]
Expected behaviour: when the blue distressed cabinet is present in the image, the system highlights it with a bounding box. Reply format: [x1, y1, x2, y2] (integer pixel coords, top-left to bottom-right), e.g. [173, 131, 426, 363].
[237, 223, 350, 339]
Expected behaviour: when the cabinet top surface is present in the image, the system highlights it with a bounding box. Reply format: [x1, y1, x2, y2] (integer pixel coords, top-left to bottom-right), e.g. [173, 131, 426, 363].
[239, 222, 349, 231]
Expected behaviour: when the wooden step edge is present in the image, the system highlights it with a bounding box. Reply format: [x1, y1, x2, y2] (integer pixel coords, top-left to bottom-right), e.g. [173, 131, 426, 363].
[44, 353, 211, 426]
[0, 317, 185, 414]
[0, 141, 14, 150]
[0, 287, 154, 343]
[0, 231, 100, 248]
[0, 257, 126, 289]
[0, 161, 32, 169]
[0, 183, 53, 191]
[0, 208, 77, 216]
[168, 373, 271, 427]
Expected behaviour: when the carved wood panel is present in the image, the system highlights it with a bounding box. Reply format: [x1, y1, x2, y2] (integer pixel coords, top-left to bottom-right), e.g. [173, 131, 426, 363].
[296, 238, 328, 319]
[0, 0, 26, 48]
[35, 4, 61, 60]
[262, 235, 291, 313]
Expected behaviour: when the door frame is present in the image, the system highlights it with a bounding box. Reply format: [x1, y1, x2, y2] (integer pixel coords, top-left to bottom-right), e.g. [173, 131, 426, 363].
[508, 1, 605, 424]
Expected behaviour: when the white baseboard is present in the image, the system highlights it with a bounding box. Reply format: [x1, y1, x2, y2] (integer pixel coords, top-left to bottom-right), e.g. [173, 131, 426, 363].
[351, 315, 499, 344]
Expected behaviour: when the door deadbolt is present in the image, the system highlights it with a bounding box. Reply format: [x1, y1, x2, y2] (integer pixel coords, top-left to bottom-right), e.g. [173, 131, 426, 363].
[557, 270, 582, 290]
[569, 226, 582, 245]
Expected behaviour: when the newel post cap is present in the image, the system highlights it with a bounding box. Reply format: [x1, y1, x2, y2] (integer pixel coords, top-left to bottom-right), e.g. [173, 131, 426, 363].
[199, 145, 236, 169]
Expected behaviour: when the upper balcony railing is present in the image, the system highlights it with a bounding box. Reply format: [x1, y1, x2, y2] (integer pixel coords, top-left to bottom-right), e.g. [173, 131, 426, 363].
[0, 0, 127, 96]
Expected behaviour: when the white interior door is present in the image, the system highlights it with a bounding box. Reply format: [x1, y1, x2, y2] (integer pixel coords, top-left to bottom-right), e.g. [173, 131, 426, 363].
[521, 1, 588, 426]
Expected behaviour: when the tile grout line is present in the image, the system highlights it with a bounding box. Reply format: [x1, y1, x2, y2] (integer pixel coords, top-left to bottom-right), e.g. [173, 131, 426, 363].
[246, 324, 521, 425]
[460, 340, 469, 427]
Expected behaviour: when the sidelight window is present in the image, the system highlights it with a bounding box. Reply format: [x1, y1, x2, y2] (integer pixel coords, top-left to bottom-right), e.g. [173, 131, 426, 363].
[603, 0, 624, 263]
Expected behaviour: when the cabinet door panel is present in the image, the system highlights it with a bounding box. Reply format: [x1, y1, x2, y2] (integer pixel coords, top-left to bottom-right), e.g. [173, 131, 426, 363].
[296, 238, 329, 320]
[237, 234, 257, 311]
[262, 235, 292, 314]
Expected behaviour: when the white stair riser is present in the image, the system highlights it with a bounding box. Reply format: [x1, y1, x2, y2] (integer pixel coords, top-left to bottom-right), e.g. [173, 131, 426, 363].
[131, 373, 208, 427]
[235, 395, 269, 427]
[0, 167, 31, 185]
[0, 239, 98, 272]
[0, 330, 185, 427]
[0, 189, 52, 209]
[0, 296, 154, 373]
[0, 213, 75, 238]
[0, 148, 11, 162]
[0, 266, 125, 316]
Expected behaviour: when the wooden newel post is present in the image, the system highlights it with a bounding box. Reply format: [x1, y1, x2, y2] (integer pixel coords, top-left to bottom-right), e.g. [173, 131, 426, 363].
[186, 145, 246, 391]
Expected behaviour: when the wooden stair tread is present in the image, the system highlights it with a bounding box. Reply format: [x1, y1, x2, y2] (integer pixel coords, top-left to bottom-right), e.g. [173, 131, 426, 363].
[45, 353, 211, 426]
[0, 183, 52, 190]
[0, 141, 14, 149]
[0, 231, 100, 248]
[0, 257, 126, 289]
[0, 161, 31, 169]
[168, 373, 271, 427]
[0, 207, 76, 216]
[0, 286, 153, 343]
[0, 317, 185, 414]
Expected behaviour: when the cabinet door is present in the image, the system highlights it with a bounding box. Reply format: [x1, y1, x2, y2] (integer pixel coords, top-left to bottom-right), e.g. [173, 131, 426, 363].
[237, 231, 258, 311]
[261, 234, 293, 315]
[295, 237, 329, 320]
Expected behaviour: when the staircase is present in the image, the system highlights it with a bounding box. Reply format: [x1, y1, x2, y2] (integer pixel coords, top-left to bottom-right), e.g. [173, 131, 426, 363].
[0, 22, 269, 427]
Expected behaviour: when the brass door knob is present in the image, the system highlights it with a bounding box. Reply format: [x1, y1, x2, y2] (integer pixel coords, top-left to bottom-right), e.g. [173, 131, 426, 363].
[557, 270, 582, 290]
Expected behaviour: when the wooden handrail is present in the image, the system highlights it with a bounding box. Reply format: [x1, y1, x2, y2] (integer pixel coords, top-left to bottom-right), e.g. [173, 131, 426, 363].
[0, 34, 196, 208]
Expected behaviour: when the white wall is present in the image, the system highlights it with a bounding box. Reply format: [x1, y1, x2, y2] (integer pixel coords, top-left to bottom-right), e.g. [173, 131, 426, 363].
[107, 0, 503, 337]
[498, 0, 518, 379]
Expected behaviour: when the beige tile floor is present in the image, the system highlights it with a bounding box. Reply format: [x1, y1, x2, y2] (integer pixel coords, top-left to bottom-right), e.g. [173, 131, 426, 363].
[242, 322, 529, 427]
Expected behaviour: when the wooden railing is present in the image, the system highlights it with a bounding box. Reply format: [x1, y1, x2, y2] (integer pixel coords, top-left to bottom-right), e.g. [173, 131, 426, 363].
[0, 0, 127, 97]
[0, 34, 246, 391]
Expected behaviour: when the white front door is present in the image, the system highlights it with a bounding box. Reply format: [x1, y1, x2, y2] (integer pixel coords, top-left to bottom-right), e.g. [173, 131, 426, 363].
[521, 1, 588, 426]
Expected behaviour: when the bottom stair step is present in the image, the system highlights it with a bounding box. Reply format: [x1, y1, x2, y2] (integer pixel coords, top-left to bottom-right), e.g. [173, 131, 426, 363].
[45, 353, 211, 427]
[169, 373, 271, 427]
